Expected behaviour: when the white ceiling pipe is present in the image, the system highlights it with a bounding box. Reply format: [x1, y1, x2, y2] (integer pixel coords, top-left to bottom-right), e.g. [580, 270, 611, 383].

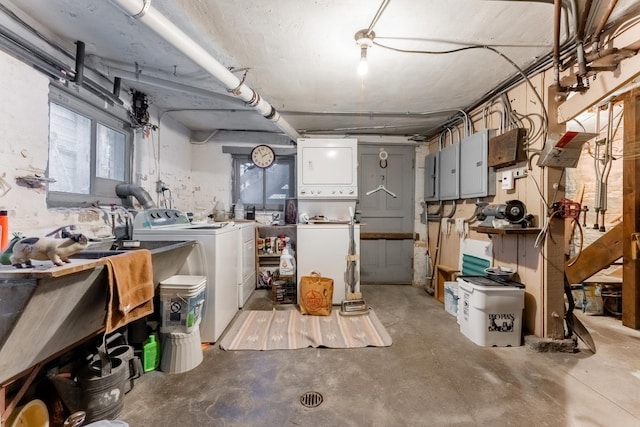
[108, 67, 248, 107]
[109, 0, 301, 141]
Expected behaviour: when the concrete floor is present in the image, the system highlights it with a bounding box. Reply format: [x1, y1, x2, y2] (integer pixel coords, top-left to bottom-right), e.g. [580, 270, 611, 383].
[119, 285, 640, 426]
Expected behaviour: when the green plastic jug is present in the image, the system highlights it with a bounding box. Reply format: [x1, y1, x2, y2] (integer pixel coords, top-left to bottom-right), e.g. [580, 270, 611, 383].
[142, 335, 160, 373]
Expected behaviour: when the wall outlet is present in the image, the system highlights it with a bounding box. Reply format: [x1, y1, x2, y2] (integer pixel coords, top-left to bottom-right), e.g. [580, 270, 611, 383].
[514, 167, 527, 179]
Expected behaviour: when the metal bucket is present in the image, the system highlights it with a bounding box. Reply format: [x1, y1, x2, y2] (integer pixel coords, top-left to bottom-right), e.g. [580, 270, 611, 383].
[78, 353, 128, 423]
[108, 345, 141, 394]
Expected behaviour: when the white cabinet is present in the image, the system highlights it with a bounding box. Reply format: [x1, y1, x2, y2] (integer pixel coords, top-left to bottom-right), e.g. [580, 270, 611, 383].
[237, 222, 256, 308]
[297, 224, 360, 305]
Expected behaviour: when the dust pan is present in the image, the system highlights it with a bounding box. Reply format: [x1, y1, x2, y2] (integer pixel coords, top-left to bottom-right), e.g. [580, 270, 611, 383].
[340, 294, 368, 316]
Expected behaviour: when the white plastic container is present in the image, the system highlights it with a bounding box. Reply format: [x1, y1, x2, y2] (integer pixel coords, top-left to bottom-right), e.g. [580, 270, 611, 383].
[159, 275, 206, 334]
[279, 243, 296, 276]
[457, 276, 525, 347]
[444, 281, 459, 317]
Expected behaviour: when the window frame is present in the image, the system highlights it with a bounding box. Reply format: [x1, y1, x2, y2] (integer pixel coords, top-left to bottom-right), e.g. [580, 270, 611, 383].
[232, 154, 296, 211]
[46, 85, 133, 208]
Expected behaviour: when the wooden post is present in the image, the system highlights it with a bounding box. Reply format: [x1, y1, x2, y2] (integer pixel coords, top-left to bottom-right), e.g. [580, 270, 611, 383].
[544, 85, 567, 339]
[622, 90, 640, 329]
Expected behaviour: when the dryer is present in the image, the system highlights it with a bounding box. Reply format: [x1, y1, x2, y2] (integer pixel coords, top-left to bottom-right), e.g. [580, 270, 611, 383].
[132, 208, 238, 343]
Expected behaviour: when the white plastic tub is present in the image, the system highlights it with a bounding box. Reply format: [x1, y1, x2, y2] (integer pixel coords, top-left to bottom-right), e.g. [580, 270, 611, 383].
[444, 281, 459, 317]
[457, 276, 525, 347]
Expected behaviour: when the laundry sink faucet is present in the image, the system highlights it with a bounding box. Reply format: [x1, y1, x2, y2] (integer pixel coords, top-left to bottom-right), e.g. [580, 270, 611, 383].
[45, 224, 77, 238]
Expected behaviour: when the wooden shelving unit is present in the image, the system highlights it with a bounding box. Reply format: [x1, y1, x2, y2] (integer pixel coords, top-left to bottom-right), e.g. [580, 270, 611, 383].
[255, 225, 297, 304]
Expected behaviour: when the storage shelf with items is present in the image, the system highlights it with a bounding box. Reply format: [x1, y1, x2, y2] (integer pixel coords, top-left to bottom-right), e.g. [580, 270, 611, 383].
[255, 225, 297, 304]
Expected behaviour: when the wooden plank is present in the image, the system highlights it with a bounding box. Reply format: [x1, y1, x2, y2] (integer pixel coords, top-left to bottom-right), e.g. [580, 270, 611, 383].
[565, 222, 624, 284]
[360, 232, 418, 240]
[0, 258, 103, 279]
[622, 90, 640, 329]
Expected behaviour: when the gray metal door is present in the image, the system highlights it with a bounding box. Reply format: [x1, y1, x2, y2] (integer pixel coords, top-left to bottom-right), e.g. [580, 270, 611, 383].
[358, 144, 415, 284]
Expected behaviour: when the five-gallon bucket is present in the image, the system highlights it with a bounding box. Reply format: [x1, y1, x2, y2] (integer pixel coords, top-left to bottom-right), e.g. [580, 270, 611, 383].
[159, 275, 206, 333]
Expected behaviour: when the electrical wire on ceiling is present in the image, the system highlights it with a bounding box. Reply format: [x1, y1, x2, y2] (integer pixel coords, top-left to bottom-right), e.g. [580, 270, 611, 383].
[372, 41, 550, 143]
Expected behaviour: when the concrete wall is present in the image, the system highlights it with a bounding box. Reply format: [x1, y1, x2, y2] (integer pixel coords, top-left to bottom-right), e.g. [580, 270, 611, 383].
[0, 47, 280, 240]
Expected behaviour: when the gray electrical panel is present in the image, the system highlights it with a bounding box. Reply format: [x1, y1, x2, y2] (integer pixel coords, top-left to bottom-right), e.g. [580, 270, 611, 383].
[438, 143, 460, 201]
[424, 152, 439, 202]
[459, 129, 496, 199]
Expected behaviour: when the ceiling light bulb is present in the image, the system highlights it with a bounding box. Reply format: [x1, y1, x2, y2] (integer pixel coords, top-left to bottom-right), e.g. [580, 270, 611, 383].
[357, 47, 369, 76]
[354, 29, 374, 77]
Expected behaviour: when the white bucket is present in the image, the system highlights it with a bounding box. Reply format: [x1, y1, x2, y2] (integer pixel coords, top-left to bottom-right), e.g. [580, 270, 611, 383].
[159, 275, 206, 334]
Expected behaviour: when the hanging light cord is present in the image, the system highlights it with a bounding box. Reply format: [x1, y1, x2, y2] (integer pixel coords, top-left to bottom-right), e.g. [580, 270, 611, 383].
[366, 0, 392, 35]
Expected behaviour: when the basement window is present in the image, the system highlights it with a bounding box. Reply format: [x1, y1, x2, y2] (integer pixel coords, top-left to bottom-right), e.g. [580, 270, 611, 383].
[232, 155, 295, 212]
[46, 86, 132, 207]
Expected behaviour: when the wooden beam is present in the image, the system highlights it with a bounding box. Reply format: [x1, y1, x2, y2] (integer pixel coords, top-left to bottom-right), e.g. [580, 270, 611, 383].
[564, 222, 624, 284]
[544, 85, 568, 339]
[622, 90, 640, 329]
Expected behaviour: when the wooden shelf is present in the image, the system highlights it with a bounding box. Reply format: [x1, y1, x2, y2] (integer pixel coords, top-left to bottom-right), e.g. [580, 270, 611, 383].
[471, 226, 541, 235]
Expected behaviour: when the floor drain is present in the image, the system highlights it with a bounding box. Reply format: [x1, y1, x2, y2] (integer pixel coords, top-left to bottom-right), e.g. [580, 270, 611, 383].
[300, 391, 323, 408]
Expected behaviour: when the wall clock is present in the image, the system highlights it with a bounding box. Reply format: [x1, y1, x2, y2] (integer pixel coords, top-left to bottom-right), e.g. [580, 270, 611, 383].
[250, 144, 276, 168]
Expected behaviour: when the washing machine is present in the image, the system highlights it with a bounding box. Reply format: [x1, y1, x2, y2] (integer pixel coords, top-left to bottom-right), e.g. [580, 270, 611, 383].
[132, 208, 239, 343]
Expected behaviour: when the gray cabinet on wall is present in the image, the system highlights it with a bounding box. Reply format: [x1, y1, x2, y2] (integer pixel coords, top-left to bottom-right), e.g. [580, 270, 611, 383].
[459, 129, 496, 199]
[438, 143, 460, 201]
[424, 152, 439, 202]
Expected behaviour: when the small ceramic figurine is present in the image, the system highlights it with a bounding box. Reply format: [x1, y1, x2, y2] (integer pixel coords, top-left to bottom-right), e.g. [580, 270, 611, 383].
[10, 232, 88, 268]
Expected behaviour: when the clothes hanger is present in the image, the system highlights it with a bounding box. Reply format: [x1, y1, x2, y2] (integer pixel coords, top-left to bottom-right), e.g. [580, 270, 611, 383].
[365, 175, 397, 198]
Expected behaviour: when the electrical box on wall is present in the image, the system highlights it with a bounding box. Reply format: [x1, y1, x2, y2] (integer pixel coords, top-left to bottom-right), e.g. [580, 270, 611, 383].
[459, 129, 496, 199]
[488, 128, 527, 168]
[424, 152, 439, 202]
[536, 131, 598, 168]
[438, 143, 460, 201]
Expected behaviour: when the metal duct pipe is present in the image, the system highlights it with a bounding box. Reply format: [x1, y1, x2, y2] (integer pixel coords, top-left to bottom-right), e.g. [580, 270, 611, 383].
[74, 40, 85, 86]
[109, 0, 300, 141]
[116, 183, 155, 209]
[553, 0, 562, 87]
[113, 76, 121, 97]
[591, 0, 620, 47]
[569, 0, 588, 77]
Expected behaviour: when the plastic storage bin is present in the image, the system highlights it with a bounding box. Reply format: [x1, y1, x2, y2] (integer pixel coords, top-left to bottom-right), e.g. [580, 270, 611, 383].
[457, 276, 525, 347]
[159, 275, 206, 334]
[444, 281, 459, 317]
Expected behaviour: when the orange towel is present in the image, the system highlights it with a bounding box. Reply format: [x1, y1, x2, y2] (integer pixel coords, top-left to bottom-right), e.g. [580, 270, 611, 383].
[105, 249, 155, 333]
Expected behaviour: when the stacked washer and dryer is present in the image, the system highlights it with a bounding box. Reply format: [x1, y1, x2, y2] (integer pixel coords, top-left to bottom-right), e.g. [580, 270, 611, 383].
[295, 138, 361, 304]
[132, 209, 243, 343]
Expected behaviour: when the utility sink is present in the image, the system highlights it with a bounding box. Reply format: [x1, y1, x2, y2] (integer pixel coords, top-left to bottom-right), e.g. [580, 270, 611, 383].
[0, 239, 199, 384]
[72, 240, 198, 285]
